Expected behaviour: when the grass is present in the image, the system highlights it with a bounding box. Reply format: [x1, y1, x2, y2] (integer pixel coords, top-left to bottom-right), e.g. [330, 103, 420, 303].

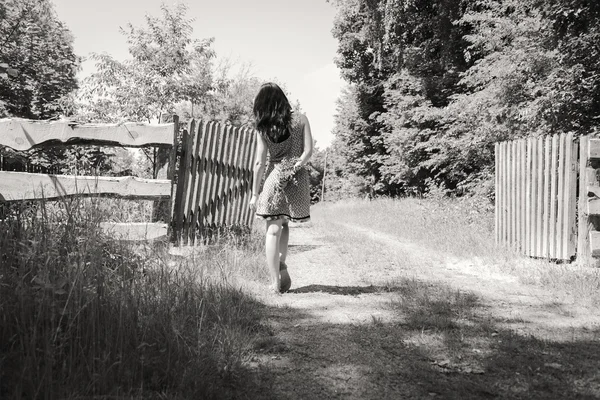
[313, 197, 600, 306]
[0, 198, 270, 399]
[264, 203, 600, 399]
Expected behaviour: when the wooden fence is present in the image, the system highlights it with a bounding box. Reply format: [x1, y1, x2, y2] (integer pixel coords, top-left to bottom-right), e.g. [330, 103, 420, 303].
[495, 133, 578, 260]
[172, 120, 256, 245]
[0, 117, 258, 244]
[0, 117, 180, 241]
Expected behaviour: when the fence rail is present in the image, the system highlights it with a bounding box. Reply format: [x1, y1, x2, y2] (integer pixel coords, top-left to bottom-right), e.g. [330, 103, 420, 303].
[0, 116, 258, 244]
[173, 120, 256, 244]
[0, 117, 179, 242]
[0, 118, 175, 150]
[495, 133, 578, 260]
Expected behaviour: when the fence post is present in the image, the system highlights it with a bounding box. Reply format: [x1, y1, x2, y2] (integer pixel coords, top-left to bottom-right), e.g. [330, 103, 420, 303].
[577, 135, 592, 265]
[167, 115, 179, 242]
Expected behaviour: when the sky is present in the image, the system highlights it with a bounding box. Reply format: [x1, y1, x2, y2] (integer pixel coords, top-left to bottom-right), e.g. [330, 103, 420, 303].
[52, 0, 346, 148]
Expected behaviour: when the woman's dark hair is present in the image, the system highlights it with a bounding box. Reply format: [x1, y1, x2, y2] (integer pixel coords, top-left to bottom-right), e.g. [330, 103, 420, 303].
[253, 82, 293, 143]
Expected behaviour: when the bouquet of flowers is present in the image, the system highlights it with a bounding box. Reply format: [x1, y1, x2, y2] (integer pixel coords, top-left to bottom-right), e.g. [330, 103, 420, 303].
[269, 158, 300, 207]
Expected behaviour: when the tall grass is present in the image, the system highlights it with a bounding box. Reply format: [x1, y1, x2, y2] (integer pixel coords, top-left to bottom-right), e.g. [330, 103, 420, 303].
[314, 197, 600, 306]
[0, 198, 268, 399]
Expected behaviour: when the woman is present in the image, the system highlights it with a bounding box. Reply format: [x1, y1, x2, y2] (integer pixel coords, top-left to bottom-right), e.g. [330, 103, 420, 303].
[249, 82, 313, 294]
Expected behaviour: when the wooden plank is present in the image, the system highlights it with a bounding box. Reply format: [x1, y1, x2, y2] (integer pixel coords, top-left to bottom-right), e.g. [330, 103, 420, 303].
[502, 141, 509, 246]
[201, 122, 220, 233]
[497, 142, 503, 245]
[219, 126, 236, 226]
[524, 138, 531, 255]
[207, 124, 228, 229]
[244, 130, 258, 226]
[590, 231, 600, 257]
[555, 133, 566, 258]
[188, 120, 208, 244]
[231, 127, 249, 225]
[0, 118, 175, 150]
[226, 127, 242, 225]
[197, 122, 218, 237]
[167, 115, 179, 241]
[495, 143, 500, 245]
[536, 136, 544, 257]
[241, 128, 256, 226]
[182, 120, 201, 244]
[0, 172, 171, 202]
[588, 138, 600, 160]
[172, 125, 192, 244]
[562, 133, 576, 259]
[548, 135, 559, 258]
[101, 222, 168, 241]
[530, 138, 539, 257]
[515, 140, 521, 251]
[212, 124, 231, 228]
[542, 136, 551, 258]
[577, 137, 592, 264]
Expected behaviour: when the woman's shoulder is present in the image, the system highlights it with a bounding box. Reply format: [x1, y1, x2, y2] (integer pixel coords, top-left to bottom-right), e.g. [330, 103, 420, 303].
[292, 112, 308, 129]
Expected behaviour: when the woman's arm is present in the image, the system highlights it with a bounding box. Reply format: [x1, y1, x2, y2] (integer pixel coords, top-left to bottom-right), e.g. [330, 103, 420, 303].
[249, 132, 268, 210]
[295, 114, 314, 169]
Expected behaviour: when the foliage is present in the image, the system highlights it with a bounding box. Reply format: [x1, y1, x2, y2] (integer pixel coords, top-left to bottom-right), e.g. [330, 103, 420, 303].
[328, 0, 600, 198]
[78, 3, 214, 124]
[0, 0, 79, 119]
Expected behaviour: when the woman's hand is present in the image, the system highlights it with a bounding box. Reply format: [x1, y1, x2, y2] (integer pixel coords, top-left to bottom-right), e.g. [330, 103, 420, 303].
[293, 160, 302, 173]
[249, 194, 258, 211]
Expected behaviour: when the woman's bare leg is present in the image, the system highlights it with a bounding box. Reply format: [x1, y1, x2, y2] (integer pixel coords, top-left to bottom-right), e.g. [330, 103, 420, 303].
[265, 219, 283, 291]
[279, 221, 289, 263]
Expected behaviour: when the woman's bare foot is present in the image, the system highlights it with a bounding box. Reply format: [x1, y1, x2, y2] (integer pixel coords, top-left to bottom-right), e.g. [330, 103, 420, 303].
[280, 261, 292, 293]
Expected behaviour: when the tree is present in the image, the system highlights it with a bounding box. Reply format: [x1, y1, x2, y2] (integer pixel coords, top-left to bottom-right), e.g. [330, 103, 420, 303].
[0, 0, 79, 119]
[78, 3, 214, 124]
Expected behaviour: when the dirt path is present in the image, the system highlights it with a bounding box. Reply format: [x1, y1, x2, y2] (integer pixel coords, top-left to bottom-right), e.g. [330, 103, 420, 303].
[247, 222, 600, 399]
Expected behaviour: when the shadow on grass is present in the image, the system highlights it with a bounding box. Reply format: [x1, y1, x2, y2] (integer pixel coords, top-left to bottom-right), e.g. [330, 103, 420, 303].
[246, 278, 600, 400]
[288, 244, 323, 254]
[289, 284, 398, 295]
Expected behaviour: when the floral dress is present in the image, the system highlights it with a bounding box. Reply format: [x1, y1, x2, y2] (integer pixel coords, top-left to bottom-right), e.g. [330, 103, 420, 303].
[254, 113, 311, 222]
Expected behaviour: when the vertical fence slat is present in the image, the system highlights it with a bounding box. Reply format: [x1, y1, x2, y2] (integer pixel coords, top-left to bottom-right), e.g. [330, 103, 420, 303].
[173, 124, 192, 243]
[563, 132, 576, 259]
[515, 140, 522, 250]
[231, 127, 248, 225]
[549, 134, 559, 258]
[167, 115, 179, 240]
[499, 142, 506, 245]
[495, 143, 500, 244]
[531, 138, 539, 256]
[188, 120, 207, 244]
[182, 119, 200, 244]
[578, 136, 591, 264]
[227, 128, 242, 226]
[556, 133, 566, 258]
[503, 141, 509, 246]
[240, 129, 255, 225]
[542, 135, 551, 258]
[536, 136, 544, 257]
[219, 126, 236, 227]
[207, 125, 228, 230]
[524, 139, 531, 255]
[519, 140, 526, 251]
[510, 141, 516, 248]
[211, 124, 230, 228]
[244, 132, 258, 226]
[198, 123, 218, 237]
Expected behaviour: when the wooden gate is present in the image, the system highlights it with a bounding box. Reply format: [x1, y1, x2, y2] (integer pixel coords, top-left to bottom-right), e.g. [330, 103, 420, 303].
[172, 120, 257, 245]
[495, 133, 578, 260]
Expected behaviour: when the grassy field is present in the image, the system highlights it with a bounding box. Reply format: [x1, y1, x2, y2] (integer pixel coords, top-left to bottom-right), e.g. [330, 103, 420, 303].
[0, 198, 271, 399]
[314, 197, 600, 307]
